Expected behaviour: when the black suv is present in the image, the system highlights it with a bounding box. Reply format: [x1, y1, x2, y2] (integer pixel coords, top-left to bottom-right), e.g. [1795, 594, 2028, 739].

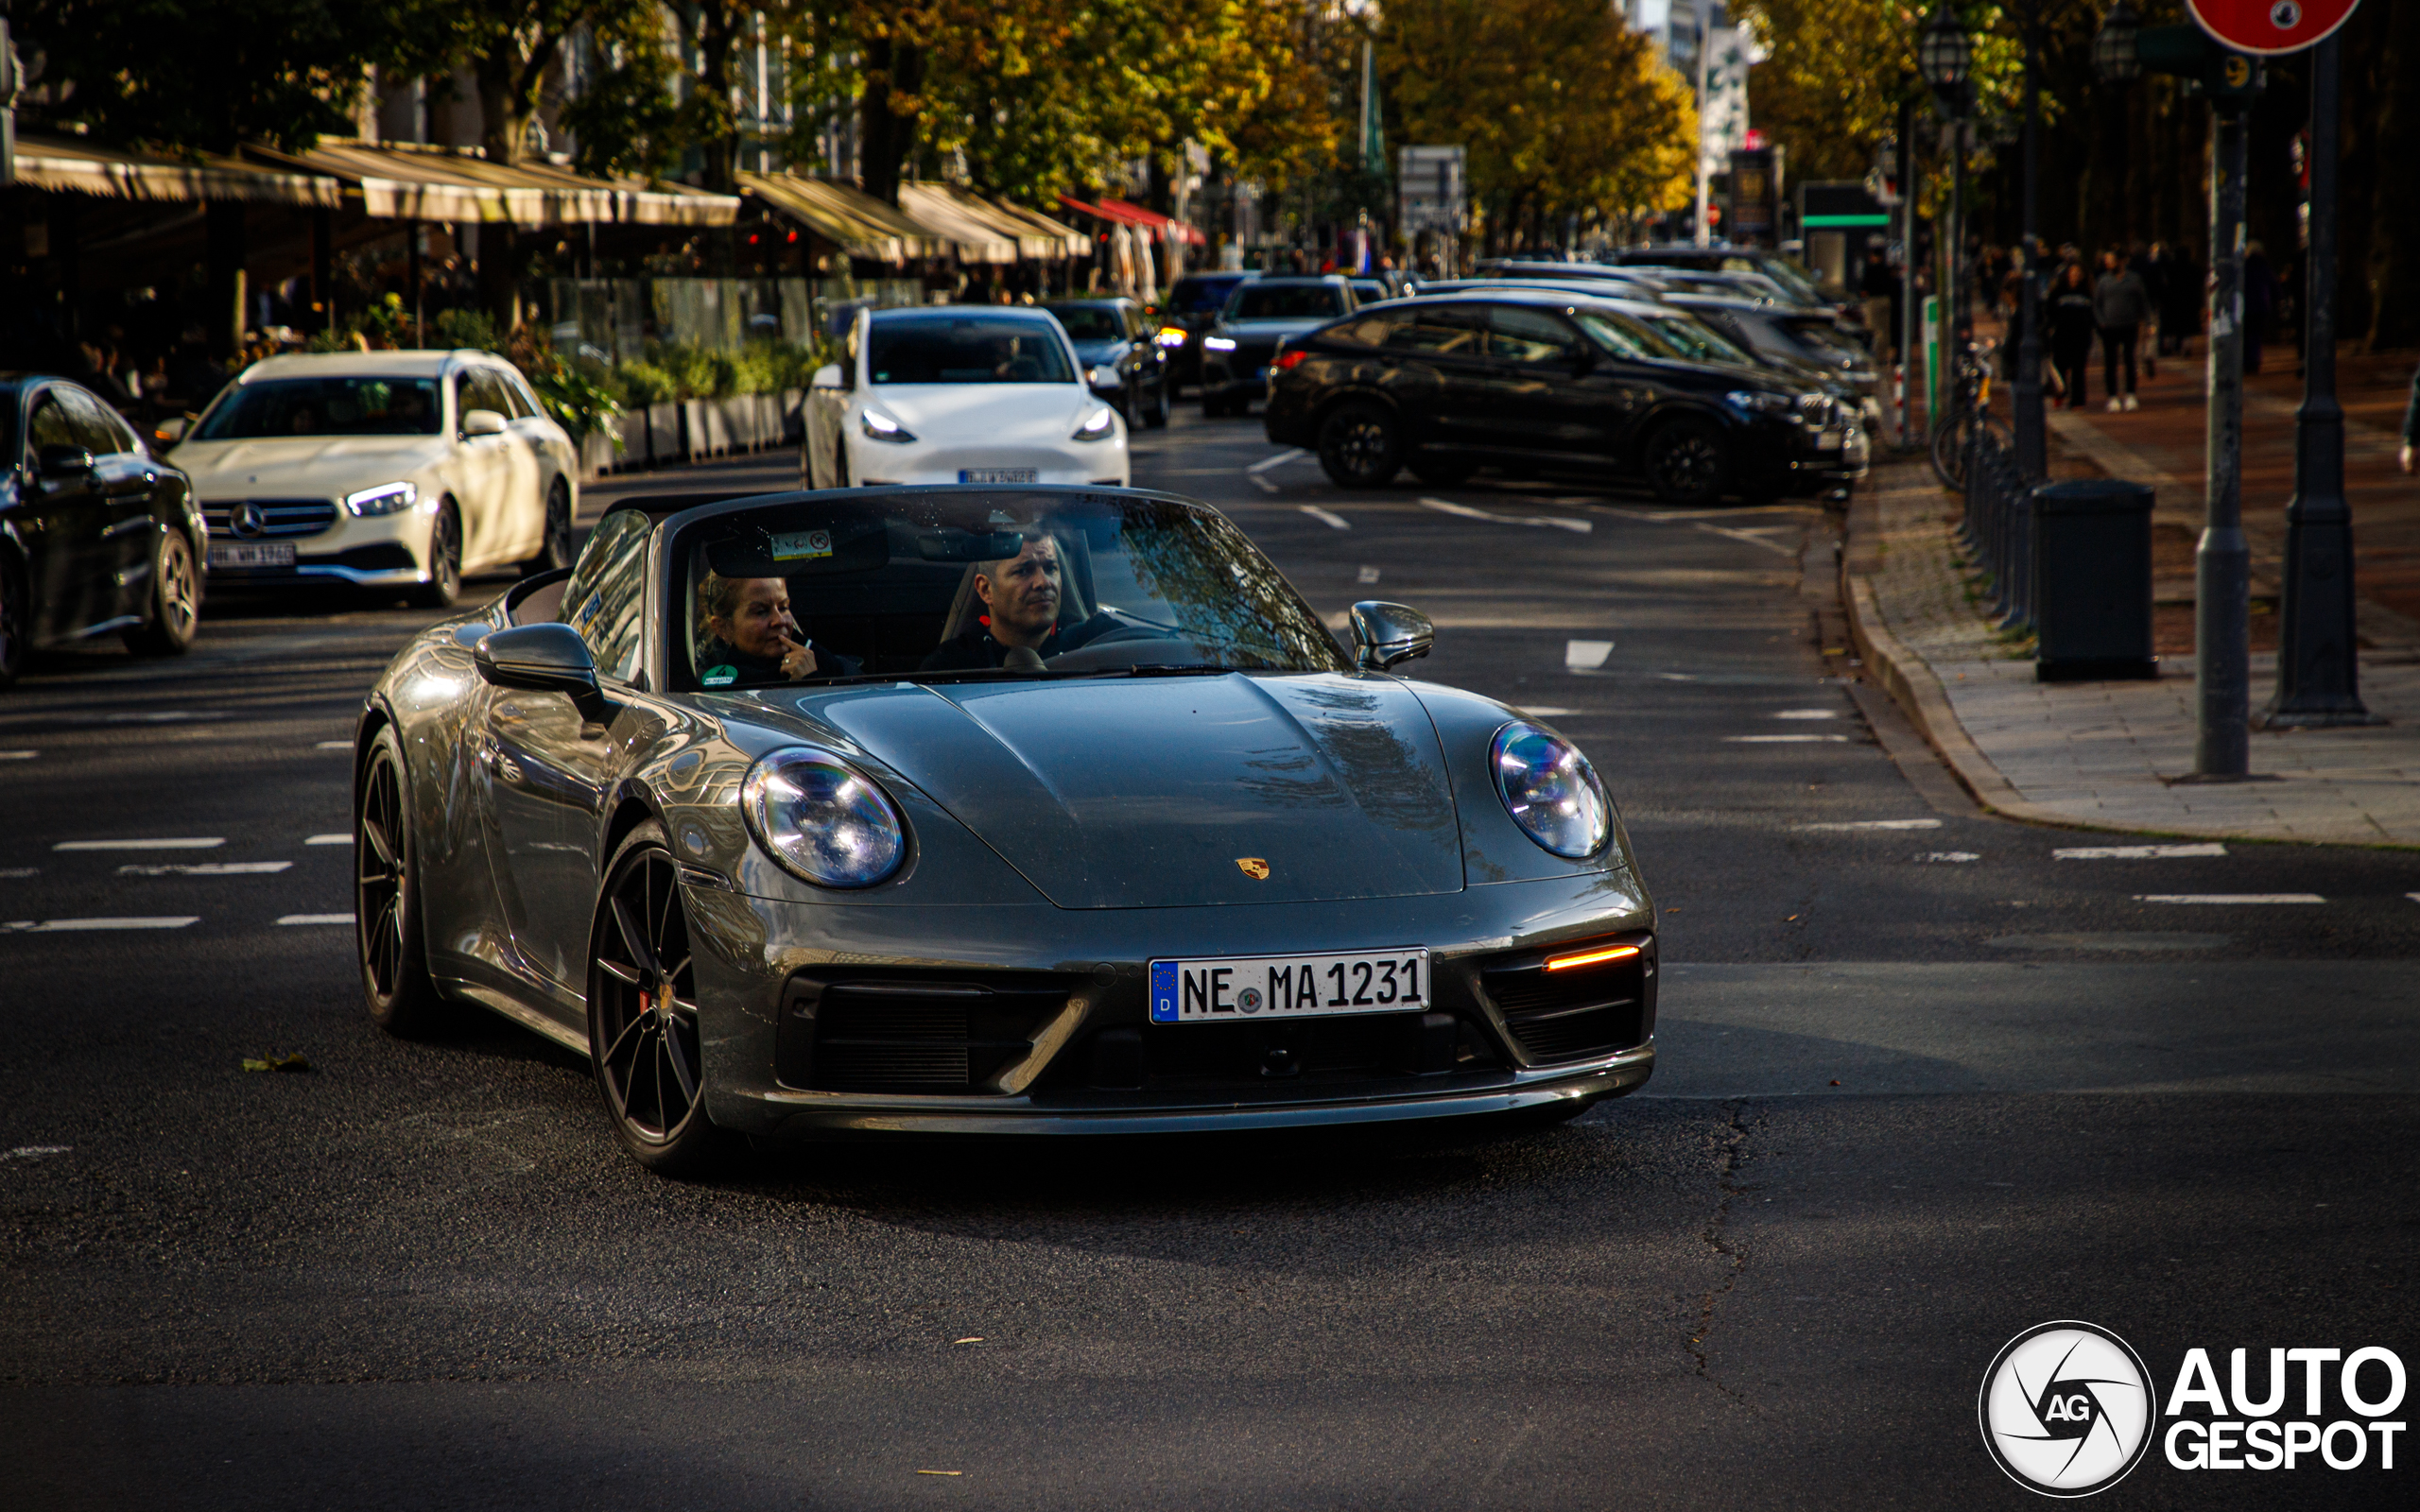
[1158, 271, 1258, 393]
[1260, 289, 1863, 505]
[1200, 276, 1357, 417]
[1, 374, 207, 683]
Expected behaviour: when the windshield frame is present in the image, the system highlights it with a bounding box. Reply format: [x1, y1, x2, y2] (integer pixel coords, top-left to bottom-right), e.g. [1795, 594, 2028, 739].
[864, 313, 1080, 387]
[189, 373, 445, 441]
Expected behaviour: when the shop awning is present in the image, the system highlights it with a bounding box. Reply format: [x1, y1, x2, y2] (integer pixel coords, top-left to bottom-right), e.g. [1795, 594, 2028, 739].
[1057, 193, 1206, 248]
[898, 183, 1081, 263]
[737, 171, 944, 263]
[9, 134, 344, 206]
[242, 141, 740, 227]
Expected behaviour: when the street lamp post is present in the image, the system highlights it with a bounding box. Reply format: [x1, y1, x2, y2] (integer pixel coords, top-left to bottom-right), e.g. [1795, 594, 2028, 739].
[1919, 7, 1974, 370]
[2012, 7, 2048, 478]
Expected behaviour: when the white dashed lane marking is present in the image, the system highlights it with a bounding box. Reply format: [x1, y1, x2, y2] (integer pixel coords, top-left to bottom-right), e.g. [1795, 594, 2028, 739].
[1565, 640, 1615, 670]
[1796, 818, 1943, 832]
[1, 1146, 72, 1162]
[1729, 734, 1849, 744]
[2055, 843, 2228, 860]
[314, 740, 352, 750]
[1420, 497, 1593, 533]
[1247, 473, 1278, 494]
[305, 834, 350, 846]
[1918, 851, 1982, 863]
[1520, 707, 1578, 718]
[2135, 894, 2326, 905]
[117, 862, 293, 876]
[53, 837, 225, 852]
[1772, 709, 1840, 720]
[1357, 565, 1380, 584]
[1246, 448, 1305, 474]
[0, 868, 37, 879]
[4, 917, 199, 932]
[277, 913, 355, 926]
[0, 750, 35, 760]
[1298, 506, 1351, 530]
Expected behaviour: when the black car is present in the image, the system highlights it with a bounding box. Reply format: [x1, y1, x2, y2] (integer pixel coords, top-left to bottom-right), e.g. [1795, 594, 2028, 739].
[1201, 276, 1358, 417]
[1613, 245, 1868, 341]
[1, 374, 206, 683]
[1666, 293, 1885, 426]
[1260, 289, 1861, 506]
[1467, 261, 1671, 302]
[1157, 271, 1259, 393]
[1046, 298, 1171, 430]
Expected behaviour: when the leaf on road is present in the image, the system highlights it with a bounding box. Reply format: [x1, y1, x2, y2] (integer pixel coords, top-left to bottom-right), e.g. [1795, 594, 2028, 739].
[242, 1053, 313, 1074]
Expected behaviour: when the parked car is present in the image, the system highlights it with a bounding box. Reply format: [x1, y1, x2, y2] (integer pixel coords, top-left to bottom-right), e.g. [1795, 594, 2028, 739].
[167, 351, 579, 608]
[0, 373, 206, 683]
[1157, 271, 1259, 393]
[355, 487, 1657, 1172]
[1665, 293, 1885, 426]
[1261, 288, 1860, 505]
[1466, 262, 1672, 301]
[1200, 276, 1358, 417]
[1620, 298, 1873, 421]
[1613, 245, 1869, 341]
[803, 306, 1129, 490]
[1044, 298, 1171, 431]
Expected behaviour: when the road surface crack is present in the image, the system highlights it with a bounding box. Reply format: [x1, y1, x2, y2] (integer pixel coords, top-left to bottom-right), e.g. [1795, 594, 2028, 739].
[1687, 1099, 1755, 1405]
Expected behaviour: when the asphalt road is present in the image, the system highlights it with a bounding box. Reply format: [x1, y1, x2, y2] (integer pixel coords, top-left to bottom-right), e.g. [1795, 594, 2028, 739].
[3, 407, 2414, 1509]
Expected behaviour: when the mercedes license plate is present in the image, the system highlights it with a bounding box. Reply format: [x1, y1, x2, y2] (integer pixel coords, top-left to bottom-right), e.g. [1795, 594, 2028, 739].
[207, 541, 296, 568]
[1149, 947, 1428, 1024]
[959, 468, 1038, 484]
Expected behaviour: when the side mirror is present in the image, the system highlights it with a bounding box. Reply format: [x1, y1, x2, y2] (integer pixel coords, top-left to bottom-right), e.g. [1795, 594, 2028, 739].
[152, 417, 188, 445]
[36, 443, 95, 481]
[811, 363, 845, 389]
[462, 408, 509, 438]
[475, 623, 612, 722]
[1349, 600, 1434, 673]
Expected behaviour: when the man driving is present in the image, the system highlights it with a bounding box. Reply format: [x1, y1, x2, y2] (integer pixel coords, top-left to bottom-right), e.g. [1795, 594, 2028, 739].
[921, 533, 1116, 671]
[696, 575, 860, 687]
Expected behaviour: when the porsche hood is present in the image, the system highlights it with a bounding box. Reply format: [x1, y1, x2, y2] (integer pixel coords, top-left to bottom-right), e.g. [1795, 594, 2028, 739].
[798, 674, 1465, 908]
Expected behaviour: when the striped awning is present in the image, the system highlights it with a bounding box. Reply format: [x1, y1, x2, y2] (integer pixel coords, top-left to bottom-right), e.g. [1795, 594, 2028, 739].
[738, 171, 944, 263]
[898, 183, 1083, 263]
[242, 141, 740, 227]
[9, 135, 344, 206]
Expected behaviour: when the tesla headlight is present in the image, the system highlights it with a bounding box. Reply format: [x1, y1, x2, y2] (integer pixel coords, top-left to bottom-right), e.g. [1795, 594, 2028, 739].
[741, 749, 908, 888]
[1724, 390, 1794, 418]
[344, 481, 419, 516]
[859, 409, 917, 444]
[1491, 721, 1611, 860]
[1072, 405, 1117, 442]
[1202, 335, 1237, 352]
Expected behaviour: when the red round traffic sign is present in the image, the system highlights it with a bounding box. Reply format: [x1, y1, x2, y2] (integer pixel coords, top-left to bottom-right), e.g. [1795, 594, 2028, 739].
[2188, 0, 2361, 55]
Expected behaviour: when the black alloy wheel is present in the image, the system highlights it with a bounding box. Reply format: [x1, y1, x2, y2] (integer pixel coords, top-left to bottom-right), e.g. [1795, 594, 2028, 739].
[415, 501, 463, 608]
[525, 477, 573, 575]
[0, 550, 27, 687]
[1407, 454, 1476, 487]
[1317, 403, 1404, 489]
[589, 824, 731, 1175]
[1642, 419, 1732, 507]
[357, 726, 452, 1035]
[125, 526, 200, 656]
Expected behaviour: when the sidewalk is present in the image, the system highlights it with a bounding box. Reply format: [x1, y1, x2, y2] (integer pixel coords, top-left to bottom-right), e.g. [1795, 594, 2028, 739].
[1841, 455, 2420, 847]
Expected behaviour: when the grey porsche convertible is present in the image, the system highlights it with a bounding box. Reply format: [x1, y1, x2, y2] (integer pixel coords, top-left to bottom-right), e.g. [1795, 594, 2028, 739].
[353, 486, 1658, 1173]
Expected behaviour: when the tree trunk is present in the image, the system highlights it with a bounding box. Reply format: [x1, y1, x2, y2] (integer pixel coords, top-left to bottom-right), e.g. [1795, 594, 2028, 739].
[2364, 0, 2420, 348]
[477, 47, 527, 166]
[860, 34, 925, 206]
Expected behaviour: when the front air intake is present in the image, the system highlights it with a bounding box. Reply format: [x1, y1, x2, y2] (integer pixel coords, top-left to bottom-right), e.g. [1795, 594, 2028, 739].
[775, 973, 1072, 1093]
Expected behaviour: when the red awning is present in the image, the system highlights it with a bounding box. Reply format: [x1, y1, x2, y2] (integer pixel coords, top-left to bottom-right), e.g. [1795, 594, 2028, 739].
[1057, 193, 1205, 247]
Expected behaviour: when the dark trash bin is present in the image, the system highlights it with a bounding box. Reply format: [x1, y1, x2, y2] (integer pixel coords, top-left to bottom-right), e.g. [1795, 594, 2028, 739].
[2031, 478, 2158, 681]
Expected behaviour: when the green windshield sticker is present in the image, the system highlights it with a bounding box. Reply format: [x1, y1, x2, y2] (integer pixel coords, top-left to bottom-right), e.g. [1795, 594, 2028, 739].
[701, 664, 737, 687]
[769, 530, 834, 560]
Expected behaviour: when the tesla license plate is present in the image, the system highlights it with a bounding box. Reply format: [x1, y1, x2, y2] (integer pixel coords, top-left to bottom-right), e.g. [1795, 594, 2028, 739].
[959, 468, 1038, 484]
[207, 541, 296, 568]
[1149, 948, 1429, 1023]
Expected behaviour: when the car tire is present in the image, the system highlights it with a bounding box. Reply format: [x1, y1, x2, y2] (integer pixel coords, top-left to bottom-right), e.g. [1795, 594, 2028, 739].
[1642, 419, 1733, 507]
[413, 500, 462, 609]
[1407, 454, 1476, 487]
[522, 477, 573, 576]
[589, 821, 735, 1177]
[124, 524, 202, 657]
[0, 549, 26, 688]
[1148, 377, 1171, 428]
[1120, 384, 1141, 433]
[357, 725, 457, 1038]
[1317, 403, 1404, 489]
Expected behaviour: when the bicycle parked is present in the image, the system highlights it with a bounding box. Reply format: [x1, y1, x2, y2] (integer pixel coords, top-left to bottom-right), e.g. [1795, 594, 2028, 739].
[1930, 336, 2012, 491]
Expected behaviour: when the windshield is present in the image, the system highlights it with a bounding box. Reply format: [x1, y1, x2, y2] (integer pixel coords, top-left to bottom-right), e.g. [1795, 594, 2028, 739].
[680, 492, 1351, 688]
[191, 377, 441, 439]
[867, 318, 1076, 384]
[1049, 306, 1128, 341]
[1169, 277, 1242, 314]
[1572, 310, 1685, 362]
[1641, 312, 1755, 366]
[1229, 285, 1348, 320]
[1756, 257, 1824, 302]
[1783, 318, 1871, 362]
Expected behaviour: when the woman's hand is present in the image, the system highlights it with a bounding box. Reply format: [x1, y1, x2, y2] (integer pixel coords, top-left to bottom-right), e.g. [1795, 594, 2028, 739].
[774, 633, 820, 679]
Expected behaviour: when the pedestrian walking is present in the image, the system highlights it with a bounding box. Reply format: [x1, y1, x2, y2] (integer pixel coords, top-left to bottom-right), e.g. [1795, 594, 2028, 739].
[2048, 262, 2098, 409]
[2093, 249, 2153, 411]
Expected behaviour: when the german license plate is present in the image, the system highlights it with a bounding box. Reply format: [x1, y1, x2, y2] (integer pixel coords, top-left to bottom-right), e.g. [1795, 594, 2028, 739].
[960, 468, 1038, 484]
[1815, 428, 1843, 450]
[207, 541, 296, 568]
[1149, 947, 1428, 1024]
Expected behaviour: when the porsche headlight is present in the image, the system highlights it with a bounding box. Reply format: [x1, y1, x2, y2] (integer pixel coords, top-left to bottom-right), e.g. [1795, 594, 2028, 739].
[1072, 405, 1117, 442]
[344, 481, 420, 516]
[1491, 721, 1611, 859]
[741, 749, 907, 888]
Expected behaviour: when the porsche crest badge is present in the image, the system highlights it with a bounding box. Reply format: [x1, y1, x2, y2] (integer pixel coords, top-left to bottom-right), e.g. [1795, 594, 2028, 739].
[1236, 857, 1270, 880]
